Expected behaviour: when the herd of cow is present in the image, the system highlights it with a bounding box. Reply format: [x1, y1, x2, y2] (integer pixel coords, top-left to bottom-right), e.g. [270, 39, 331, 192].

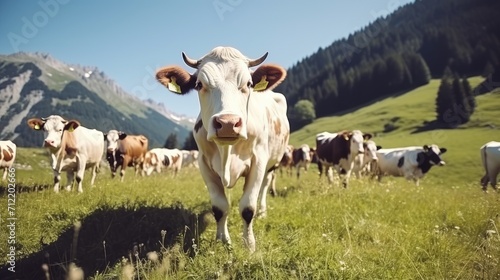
[0, 47, 499, 253]
[0, 116, 199, 193]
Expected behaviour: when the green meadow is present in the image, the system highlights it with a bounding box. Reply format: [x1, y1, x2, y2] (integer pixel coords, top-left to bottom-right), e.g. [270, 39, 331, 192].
[1, 77, 499, 279]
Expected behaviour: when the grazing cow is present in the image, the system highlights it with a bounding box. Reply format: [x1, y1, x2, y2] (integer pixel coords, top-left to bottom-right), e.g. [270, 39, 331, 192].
[143, 148, 184, 176]
[480, 141, 500, 191]
[278, 144, 294, 178]
[352, 140, 382, 178]
[0, 140, 16, 181]
[374, 145, 447, 186]
[292, 144, 314, 179]
[104, 130, 148, 181]
[155, 46, 290, 252]
[181, 149, 199, 168]
[27, 116, 104, 193]
[315, 130, 373, 187]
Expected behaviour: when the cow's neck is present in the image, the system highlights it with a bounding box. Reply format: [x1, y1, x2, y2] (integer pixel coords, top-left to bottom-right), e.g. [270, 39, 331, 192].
[417, 152, 433, 174]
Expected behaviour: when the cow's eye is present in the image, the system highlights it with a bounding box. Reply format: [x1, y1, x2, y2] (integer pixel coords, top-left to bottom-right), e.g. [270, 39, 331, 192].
[195, 81, 202, 91]
[247, 81, 253, 88]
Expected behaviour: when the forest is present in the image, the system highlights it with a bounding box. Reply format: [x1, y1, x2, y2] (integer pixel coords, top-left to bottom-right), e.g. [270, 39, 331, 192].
[276, 0, 500, 130]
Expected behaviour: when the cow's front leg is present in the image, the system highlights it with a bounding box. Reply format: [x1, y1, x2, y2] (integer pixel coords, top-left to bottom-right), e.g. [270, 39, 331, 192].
[75, 156, 87, 193]
[199, 159, 230, 245]
[65, 171, 75, 192]
[53, 170, 61, 193]
[120, 156, 129, 182]
[90, 165, 98, 186]
[240, 162, 267, 253]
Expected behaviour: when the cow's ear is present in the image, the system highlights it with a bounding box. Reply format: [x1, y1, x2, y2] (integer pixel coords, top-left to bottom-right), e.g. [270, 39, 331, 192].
[376, 145, 382, 150]
[252, 64, 287, 92]
[440, 148, 447, 154]
[27, 118, 45, 130]
[423, 145, 430, 151]
[342, 132, 350, 141]
[156, 66, 196, 95]
[363, 133, 373, 140]
[64, 120, 80, 132]
[118, 132, 127, 140]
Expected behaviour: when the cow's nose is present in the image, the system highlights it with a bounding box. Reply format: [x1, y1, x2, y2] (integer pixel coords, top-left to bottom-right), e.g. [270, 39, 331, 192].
[214, 114, 242, 138]
[44, 139, 54, 147]
[372, 158, 378, 162]
[107, 148, 115, 153]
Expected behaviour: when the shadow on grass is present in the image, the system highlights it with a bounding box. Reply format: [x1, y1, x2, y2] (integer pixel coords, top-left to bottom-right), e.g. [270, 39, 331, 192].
[0, 205, 211, 280]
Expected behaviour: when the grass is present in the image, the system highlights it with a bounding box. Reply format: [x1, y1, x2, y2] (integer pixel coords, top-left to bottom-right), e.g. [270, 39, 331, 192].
[1, 77, 500, 279]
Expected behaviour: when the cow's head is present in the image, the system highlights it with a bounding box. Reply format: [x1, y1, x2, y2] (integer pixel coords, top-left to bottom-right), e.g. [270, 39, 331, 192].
[422, 144, 447, 166]
[156, 46, 286, 145]
[341, 130, 372, 155]
[104, 130, 127, 153]
[363, 140, 382, 162]
[27, 115, 80, 151]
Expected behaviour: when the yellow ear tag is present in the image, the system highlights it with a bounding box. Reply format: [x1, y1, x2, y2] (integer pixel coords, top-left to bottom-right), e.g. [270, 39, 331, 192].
[34, 124, 40, 130]
[253, 75, 269, 91]
[167, 77, 182, 93]
[68, 125, 75, 132]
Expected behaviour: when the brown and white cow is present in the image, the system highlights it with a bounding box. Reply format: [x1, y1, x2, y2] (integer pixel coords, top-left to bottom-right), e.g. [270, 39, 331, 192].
[278, 144, 294, 178]
[292, 144, 314, 179]
[27, 116, 104, 193]
[0, 140, 16, 181]
[104, 130, 148, 181]
[143, 148, 183, 176]
[480, 141, 500, 192]
[181, 149, 199, 169]
[315, 130, 373, 187]
[156, 46, 290, 252]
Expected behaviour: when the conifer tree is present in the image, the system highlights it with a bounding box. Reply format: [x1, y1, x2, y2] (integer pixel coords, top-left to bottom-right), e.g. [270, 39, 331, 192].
[435, 68, 455, 125]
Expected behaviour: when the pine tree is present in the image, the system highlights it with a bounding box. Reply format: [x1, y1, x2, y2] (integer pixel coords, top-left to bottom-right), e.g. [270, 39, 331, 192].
[462, 77, 476, 114]
[435, 68, 455, 125]
[164, 132, 178, 149]
[182, 132, 198, 150]
[451, 76, 470, 124]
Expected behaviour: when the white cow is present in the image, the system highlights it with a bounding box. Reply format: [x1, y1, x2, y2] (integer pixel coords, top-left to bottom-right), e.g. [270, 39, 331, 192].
[142, 148, 183, 176]
[480, 141, 500, 192]
[0, 140, 16, 181]
[156, 46, 290, 252]
[181, 149, 199, 168]
[374, 144, 447, 186]
[27, 115, 104, 193]
[352, 140, 381, 178]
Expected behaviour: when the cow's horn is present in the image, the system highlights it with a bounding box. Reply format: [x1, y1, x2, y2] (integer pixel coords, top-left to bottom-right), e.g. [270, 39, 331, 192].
[248, 52, 268, 67]
[182, 52, 200, 69]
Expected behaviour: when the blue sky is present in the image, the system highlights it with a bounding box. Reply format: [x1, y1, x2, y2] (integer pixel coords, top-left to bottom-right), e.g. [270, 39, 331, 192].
[0, 0, 414, 118]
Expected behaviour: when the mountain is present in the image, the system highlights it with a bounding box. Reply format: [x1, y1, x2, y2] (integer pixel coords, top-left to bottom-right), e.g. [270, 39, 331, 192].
[0, 52, 191, 148]
[277, 0, 500, 129]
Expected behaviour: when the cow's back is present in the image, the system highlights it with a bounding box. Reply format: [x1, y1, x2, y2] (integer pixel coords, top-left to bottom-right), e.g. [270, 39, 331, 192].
[120, 135, 148, 158]
[70, 127, 104, 165]
[262, 91, 290, 169]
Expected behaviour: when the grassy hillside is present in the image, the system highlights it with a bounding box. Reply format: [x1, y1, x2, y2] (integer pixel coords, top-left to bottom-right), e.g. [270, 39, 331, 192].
[291, 77, 499, 184]
[1, 77, 499, 279]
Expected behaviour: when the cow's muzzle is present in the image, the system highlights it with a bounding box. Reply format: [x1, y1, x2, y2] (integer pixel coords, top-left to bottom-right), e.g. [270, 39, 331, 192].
[213, 114, 243, 139]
